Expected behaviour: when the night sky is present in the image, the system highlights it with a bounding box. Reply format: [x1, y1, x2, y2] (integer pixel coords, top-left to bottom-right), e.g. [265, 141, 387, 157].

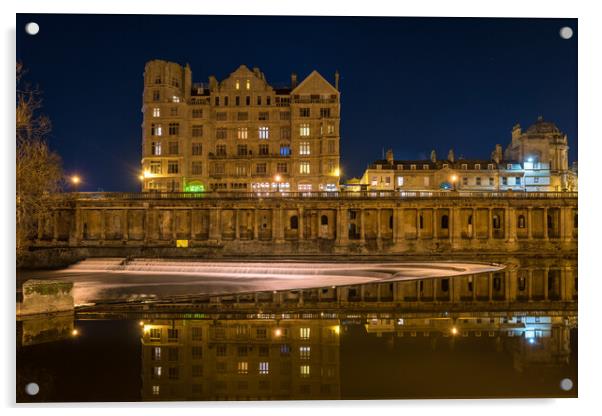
[16, 14, 577, 192]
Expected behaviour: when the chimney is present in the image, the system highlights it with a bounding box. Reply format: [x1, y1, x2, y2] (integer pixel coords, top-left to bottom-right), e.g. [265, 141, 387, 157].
[494, 144, 502, 163]
[335, 70, 340, 91]
[385, 149, 394, 164]
[430, 150, 437, 163]
[291, 72, 298, 88]
[447, 149, 455, 163]
[208, 75, 217, 90]
[512, 123, 522, 140]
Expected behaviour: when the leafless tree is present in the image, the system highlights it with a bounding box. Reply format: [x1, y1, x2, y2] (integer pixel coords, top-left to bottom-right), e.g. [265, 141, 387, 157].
[16, 62, 63, 254]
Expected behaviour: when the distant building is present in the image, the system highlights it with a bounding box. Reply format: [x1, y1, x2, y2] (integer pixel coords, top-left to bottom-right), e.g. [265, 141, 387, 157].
[141, 60, 341, 193]
[358, 117, 577, 193]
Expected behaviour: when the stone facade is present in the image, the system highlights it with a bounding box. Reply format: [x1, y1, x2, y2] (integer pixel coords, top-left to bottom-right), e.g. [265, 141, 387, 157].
[358, 116, 577, 193]
[33, 192, 577, 256]
[141, 60, 341, 193]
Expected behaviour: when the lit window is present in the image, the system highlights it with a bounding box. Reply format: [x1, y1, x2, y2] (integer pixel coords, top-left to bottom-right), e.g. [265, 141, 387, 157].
[238, 361, 248, 375]
[259, 126, 269, 139]
[476, 177, 481, 185]
[299, 346, 311, 360]
[461, 164, 468, 170]
[300, 161, 310, 174]
[151, 142, 162, 156]
[246, 79, 250, 90]
[150, 161, 161, 175]
[152, 347, 162, 360]
[397, 176, 404, 187]
[236, 127, 248, 140]
[488, 164, 494, 170]
[152, 107, 160, 117]
[475, 164, 481, 170]
[153, 366, 162, 378]
[300, 365, 310, 377]
[235, 80, 240, 90]
[151, 124, 162, 136]
[168, 161, 179, 174]
[172, 96, 180, 103]
[423, 164, 429, 170]
[259, 362, 269, 375]
[489, 177, 494, 186]
[152, 385, 160, 395]
[410, 164, 416, 170]
[300, 327, 310, 339]
[299, 124, 310, 137]
[280, 145, 291, 156]
[298, 184, 312, 192]
[299, 142, 310, 155]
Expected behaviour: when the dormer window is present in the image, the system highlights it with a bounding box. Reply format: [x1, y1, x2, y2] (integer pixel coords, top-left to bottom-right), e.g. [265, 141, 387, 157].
[461, 163, 467, 170]
[235, 80, 240, 90]
[488, 163, 494, 170]
[475, 164, 481, 170]
[443, 164, 448, 169]
[397, 165, 403, 170]
[410, 164, 416, 170]
[246, 79, 251, 90]
[422, 164, 429, 170]
[376, 164, 382, 170]
[507, 164, 512, 170]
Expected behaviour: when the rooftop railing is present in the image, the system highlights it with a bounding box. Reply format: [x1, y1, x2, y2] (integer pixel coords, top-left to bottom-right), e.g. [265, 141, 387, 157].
[60, 190, 578, 201]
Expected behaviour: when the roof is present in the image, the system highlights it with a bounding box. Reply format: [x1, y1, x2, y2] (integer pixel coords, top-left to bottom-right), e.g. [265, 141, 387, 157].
[525, 116, 561, 135]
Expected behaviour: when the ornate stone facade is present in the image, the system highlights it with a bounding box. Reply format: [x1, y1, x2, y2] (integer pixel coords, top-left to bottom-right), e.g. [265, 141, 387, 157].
[141, 60, 341, 193]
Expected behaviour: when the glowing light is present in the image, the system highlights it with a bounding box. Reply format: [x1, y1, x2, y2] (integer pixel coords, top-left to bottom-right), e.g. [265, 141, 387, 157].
[529, 338, 535, 344]
[450, 175, 458, 182]
[143, 170, 153, 178]
[451, 327, 458, 335]
[71, 329, 79, 336]
[143, 325, 152, 333]
[527, 157, 533, 163]
[333, 325, 340, 335]
[334, 168, 341, 177]
[274, 174, 282, 182]
[274, 328, 282, 337]
[139, 321, 144, 326]
[70, 175, 80, 185]
[138, 175, 144, 181]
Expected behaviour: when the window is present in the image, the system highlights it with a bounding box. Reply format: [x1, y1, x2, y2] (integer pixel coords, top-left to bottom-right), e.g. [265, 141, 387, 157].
[246, 96, 250, 106]
[216, 128, 227, 139]
[216, 144, 226, 156]
[238, 361, 248, 375]
[419, 215, 424, 229]
[280, 344, 291, 356]
[216, 344, 227, 356]
[216, 112, 227, 121]
[168, 123, 179, 136]
[237, 144, 248, 156]
[327, 123, 335, 135]
[489, 177, 494, 186]
[300, 365, 310, 377]
[257, 96, 262, 105]
[237, 127, 248, 140]
[488, 163, 494, 170]
[238, 346, 248, 356]
[171, 77, 179, 87]
[574, 213, 578, 228]
[214, 163, 225, 175]
[235, 165, 246, 176]
[534, 177, 539, 183]
[280, 111, 290, 121]
[191, 161, 202, 175]
[422, 164, 429, 170]
[516, 177, 521, 185]
[518, 215, 526, 228]
[259, 362, 269, 375]
[152, 366, 162, 379]
[277, 163, 288, 173]
[298, 183, 312, 192]
[462, 177, 468, 186]
[154, 75, 161, 84]
[256, 163, 267, 174]
[192, 125, 203, 137]
[168, 367, 179, 380]
[299, 142, 310, 155]
[151, 123, 162, 136]
[259, 345, 270, 357]
[259, 126, 269, 139]
[299, 161, 310, 174]
[259, 112, 269, 121]
[290, 216, 299, 230]
[152, 107, 160, 117]
[152, 347, 162, 360]
[192, 142, 202, 156]
[215, 96, 220, 106]
[461, 163, 468, 170]
[170, 107, 177, 116]
[321, 215, 329, 226]
[300, 108, 310, 117]
[150, 161, 161, 175]
[259, 144, 269, 155]
[299, 124, 310, 137]
[246, 79, 250, 90]
[152, 90, 160, 101]
[168, 161, 179, 174]
[172, 96, 180, 103]
[233, 96, 239, 106]
[152, 385, 160, 396]
[475, 164, 481, 170]
[441, 215, 449, 229]
[280, 144, 291, 156]
[192, 365, 203, 377]
[424, 177, 430, 186]
[237, 112, 248, 121]
[235, 80, 240, 90]
[397, 176, 404, 187]
[410, 164, 416, 170]
[493, 215, 501, 229]
[267, 97, 271, 106]
[169, 141, 178, 155]
[224, 96, 229, 106]
[320, 108, 331, 118]
[168, 347, 178, 361]
[281, 127, 291, 140]
[192, 108, 203, 118]
[327, 160, 336, 174]
[328, 140, 336, 154]
[300, 327, 310, 340]
[300, 346, 311, 360]
[191, 327, 202, 341]
[476, 177, 481, 186]
[151, 142, 162, 156]
[502, 177, 508, 185]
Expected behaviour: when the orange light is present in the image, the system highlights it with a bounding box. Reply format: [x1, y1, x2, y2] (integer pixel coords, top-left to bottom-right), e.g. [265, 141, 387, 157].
[450, 175, 458, 182]
[71, 329, 79, 336]
[451, 327, 458, 335]
[274, 174, 282, 182]
[70, 175, 81, 185]
[274, 328, 282, 337]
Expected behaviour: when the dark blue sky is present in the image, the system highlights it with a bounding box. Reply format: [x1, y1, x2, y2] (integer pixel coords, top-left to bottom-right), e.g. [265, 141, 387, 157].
[16, 14, 577, 192]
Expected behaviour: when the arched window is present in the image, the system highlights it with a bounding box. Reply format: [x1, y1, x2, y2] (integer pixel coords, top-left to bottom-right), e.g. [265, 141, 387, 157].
[492, 215, 501, 229]
[518, 215, 526, 228]
[441, 215, 449, 229]
[290, 215, 298, 230]
[419, 215, 424, 229]
[321, 215, 328, 226]
[574, 213, 578, 228]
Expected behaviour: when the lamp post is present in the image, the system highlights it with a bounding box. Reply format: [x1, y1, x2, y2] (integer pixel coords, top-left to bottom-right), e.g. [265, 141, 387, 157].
[70, 175, 81, 192]
[450, 174, 458, 191]
[274, 174, 282, 194]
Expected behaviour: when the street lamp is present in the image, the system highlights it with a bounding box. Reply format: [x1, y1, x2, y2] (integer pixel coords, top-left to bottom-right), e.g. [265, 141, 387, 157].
[274, 174, 282, 193]
[450, 174, 458, 191]
[70, 175, 81, 192]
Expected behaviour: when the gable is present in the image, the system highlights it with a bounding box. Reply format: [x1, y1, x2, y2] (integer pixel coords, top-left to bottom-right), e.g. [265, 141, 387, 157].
[291, 70, 338, 95]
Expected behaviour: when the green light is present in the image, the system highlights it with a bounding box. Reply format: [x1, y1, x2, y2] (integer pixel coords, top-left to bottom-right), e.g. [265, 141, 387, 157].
[184, 183, 205, 193]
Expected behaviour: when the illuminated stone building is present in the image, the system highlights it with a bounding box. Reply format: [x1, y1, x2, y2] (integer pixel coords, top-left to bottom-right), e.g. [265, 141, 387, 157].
[141, 317, 340, 400]
[359, 117, 577, 193]
[141, 60, 341, 193]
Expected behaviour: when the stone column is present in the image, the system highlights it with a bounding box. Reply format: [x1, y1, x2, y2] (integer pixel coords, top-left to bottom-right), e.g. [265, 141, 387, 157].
[209, 207, 221, 242]
[451, 207, 462, 249]
[560, 268, 567, 301]
[123, 209, 129, 241]
[298, 207, 304, 240]
[488, 273, 493, 302]
[337, 206, 348, 244]
[394, 207, 403, 243]
[432, 209, 438, 240]
[100, 209, 106, 241]
[360, 209, 366, 242]
[73, 206, 82, 243]
[253, 209, 259, 240]
[416, 280, 421, 302]
[144, 206, 151, 243]
[376, 208, 382, 241]
[235, 209, 240, 240]
[527, 207, 533, 240]
[52, 210, 58, 242]
[527, 269, 533, 301]
[544, 266, 549, 300]
[488, 208, 493, 240]
[172, 209, 177, 241]
[507, 207, 517, 243]
[472, 208, 477, 240]
[543, 207, 549, 240]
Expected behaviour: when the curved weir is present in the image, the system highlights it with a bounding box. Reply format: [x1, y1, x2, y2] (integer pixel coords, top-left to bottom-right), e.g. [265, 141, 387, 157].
[41, 258, 507, 305]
